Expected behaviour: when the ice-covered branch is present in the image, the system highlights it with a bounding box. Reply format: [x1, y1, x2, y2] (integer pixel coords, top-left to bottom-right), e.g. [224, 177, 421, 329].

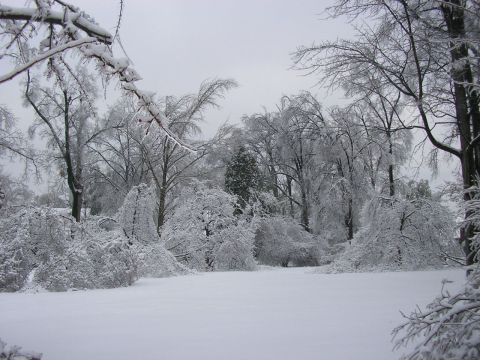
[0, 2, 196, 152]
[0, 37, 96, 84]
[0, 5, 112, 44]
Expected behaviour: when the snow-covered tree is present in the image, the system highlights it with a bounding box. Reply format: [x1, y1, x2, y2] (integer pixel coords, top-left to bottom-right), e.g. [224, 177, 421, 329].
[240, 92, 327, 231]
[86, 96, 148, 215]
[144, 79, 237, 231]
[162, 182, 256, 271]
[225, 146, 261, 210]
[294, 0, 480, 266]
[25, 64, 104, 221]
[329, 192, 462, 273]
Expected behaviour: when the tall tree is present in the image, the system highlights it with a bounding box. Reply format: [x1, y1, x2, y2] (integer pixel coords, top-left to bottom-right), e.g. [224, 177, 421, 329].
[25, 63, 115, 221]
[294, 0, 480, 265]
[144, 79, 237, 231]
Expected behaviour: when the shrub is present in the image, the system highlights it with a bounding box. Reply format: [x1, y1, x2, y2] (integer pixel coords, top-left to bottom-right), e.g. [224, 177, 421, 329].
[254, 216, 328, 267]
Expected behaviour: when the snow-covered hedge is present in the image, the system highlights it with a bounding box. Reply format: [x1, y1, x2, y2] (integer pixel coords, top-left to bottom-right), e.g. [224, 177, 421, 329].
[254, 216, 329, 267]
[328, 196, 462, 273]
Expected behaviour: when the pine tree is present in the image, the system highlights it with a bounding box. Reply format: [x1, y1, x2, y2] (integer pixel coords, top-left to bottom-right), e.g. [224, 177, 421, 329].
[225, 147, 260, 210]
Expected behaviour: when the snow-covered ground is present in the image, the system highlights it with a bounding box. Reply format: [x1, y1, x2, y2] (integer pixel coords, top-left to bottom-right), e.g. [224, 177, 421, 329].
[0, 267, 465, 360]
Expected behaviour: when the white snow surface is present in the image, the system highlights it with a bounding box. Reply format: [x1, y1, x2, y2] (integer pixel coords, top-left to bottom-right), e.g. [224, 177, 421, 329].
[0, 267, 465, 360]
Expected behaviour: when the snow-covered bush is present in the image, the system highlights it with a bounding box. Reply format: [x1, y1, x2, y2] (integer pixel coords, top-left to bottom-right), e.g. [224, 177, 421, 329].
[15, 184, 187, 291]
[393, 187, 480, 359]
[0, 206, 139, 291]
[0, 207, 66, 291]
[34, 224, 138, 291]
[135, 241, 189, 278]
[162, 183, 256, 271]
[213, 222, 256, 271]
[118, 184, 189, 277]
[254, 216, 328, 267]
[117, 184, 158, 244]
[329, 195, 462, 273]
[0, 229, 30, 291]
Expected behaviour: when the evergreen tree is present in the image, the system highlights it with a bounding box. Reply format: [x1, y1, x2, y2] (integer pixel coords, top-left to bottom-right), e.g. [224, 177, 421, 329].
[225, 147, 260, 209]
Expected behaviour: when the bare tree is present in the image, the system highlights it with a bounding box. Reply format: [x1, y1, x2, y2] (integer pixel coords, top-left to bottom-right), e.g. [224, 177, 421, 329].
[25, 63, 121, 221]
[86, 97, 150, 214]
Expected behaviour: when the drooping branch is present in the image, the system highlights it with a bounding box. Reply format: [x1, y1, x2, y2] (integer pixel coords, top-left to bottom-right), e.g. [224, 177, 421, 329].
[0, 37, 97, 84]
[0, 2, 196, 152]
[0, 5, 113, 44]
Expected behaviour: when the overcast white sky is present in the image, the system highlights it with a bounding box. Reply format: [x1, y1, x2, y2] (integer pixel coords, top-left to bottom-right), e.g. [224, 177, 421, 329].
[0, 0, 457, 190]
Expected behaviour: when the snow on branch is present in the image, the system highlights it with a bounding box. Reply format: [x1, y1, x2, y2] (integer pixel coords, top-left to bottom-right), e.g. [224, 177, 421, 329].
[0, 37, 97, 84]
[0, 4, 112, 44]
[0, 2, 196, 152]
[79, 42, 197, 152]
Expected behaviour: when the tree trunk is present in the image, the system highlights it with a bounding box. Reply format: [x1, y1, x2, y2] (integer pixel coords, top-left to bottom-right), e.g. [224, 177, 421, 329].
[345, 197, 353, 241]
[157, 144, 170, 233]
[300, 186, 310, 233]
[286, 176, 294, 218]
[71, 186, 83, 222]
[62, 90, 83, 222]
[157, 177, 167, 232]
[387, 132, 395, 197]
[442, 1, 478, 266]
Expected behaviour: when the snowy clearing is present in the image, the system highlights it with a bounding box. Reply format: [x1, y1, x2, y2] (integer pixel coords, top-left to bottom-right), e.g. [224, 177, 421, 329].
[0, 267, 464, 360]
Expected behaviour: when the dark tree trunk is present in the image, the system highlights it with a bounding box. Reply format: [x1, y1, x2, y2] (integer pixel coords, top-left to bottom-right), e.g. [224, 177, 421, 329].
[270, 168, 279, 198]
[300, 186, 310, 233]
[286, 176, 294, 218]
[62, 90, 83, 222]
[157, 171, 168, 232]
[156, 141, 171, 234]
[345, 197, 353, 241]
[267, 150, 279, 198]
[387, 132, 395, 197]
[442, 1, 479, 266]
[388, 164, 395, 197]
[71, 187, 83, 222]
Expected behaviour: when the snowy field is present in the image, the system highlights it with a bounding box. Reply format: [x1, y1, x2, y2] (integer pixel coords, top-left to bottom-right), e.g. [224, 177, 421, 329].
[0, 267, 464, 360]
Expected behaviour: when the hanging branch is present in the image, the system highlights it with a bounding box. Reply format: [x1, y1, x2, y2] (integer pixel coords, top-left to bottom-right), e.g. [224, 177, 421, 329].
[0, 2, 196, 152]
